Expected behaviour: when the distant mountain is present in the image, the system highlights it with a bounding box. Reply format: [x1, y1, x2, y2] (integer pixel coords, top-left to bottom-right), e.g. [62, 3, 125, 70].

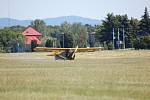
[0, 18, 31, 28]
[44, 16, 101, 26]
[0, 16, 101, 28]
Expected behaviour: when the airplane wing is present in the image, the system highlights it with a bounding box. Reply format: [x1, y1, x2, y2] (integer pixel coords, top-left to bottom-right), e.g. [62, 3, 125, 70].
[34, 47, 101, 52]
[34, 46, 102, 60]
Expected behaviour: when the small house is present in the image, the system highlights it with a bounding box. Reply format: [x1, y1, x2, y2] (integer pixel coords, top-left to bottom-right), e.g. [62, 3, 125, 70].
[22, 27, 42, 51]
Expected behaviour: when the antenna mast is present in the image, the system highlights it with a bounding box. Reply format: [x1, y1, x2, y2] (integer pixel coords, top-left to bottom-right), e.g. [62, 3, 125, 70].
[123, 27, 125, 49]
[112, 28, 115, 50]
[117, 28, 120, 49]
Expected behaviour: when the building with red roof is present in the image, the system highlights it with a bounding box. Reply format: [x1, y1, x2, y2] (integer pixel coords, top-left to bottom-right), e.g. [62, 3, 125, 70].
[22, 27, 42, 44]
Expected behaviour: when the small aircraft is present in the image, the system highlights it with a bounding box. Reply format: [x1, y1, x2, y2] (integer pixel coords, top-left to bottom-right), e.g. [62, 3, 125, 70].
[34, 46, 101, 60]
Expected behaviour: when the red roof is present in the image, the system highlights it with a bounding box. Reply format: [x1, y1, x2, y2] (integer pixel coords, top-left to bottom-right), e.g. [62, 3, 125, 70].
[22, 27, 42, 36]
[25, 36, 42, 44]
[22, 27, 42, 44]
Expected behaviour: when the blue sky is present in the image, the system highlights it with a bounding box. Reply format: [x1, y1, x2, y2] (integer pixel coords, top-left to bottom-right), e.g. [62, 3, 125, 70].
[0, 0, 149, 20]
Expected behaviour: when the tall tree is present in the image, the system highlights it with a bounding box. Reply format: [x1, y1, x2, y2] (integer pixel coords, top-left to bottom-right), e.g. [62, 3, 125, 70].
[140, 7, 150, 36]
[60, 22, 72, 47]
[64, 33, 74, 48]
[120, 15, 132, 48]
[31, 19, 47, 36]
[95, 13, 115, 49]
[71, 23, 88, 47]
[96, 13, 134, 49]
[60, 22, 88, 48]
[127, 18, 140, 48]
[85, 24, 95, 33]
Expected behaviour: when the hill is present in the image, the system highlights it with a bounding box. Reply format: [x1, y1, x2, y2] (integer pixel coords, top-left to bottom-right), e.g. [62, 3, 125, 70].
[0, 16, 101, 28]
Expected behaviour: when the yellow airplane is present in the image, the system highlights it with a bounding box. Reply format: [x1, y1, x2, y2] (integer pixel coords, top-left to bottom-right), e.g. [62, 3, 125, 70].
[34, 46, 101, 60]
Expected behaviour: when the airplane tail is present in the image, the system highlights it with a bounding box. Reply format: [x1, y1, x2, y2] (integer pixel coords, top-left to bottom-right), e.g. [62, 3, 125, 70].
[55, 45, 78, 60]
[71, 45, 78, 59]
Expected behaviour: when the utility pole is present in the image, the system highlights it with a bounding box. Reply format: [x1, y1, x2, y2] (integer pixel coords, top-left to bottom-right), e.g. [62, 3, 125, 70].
[123, 27, 125, 49]
[62, 33, 64, 48]
[117, 28, 120, 49]
[112, 28, 115, 50]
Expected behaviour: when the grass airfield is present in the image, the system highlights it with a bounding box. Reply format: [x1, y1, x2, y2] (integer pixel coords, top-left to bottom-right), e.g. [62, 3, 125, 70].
[0, 50, 150, 100]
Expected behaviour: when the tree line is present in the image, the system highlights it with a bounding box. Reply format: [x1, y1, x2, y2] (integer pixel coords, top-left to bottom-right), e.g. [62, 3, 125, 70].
[95, 7, 150, 49]
[0, 7, 150, 52]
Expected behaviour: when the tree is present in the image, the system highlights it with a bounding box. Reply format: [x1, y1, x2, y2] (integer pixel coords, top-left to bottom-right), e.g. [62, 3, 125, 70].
[60, 22, 72, 47]
[31, 19, 47, 36]
[71, 23, 88, 47]
[0, 29, 24, 52]
[31, 40, 37, 52]
[101, 13, 115, 42]
[85, 24, 95, 33]
[140, 7, 150, 36]
[96, 13, 139, 49]
[45, 39, 53, 47]
[64, 33, 74, 48]
[95, 13, 115, 49]
[4, 25, 26, 33]
[133, 35, 150, 49]
[60, 22, 88, 48]
[126, 18, 140, 48]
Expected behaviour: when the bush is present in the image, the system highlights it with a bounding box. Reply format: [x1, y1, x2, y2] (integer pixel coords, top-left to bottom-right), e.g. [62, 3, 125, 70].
[0, 29, 24, 53]
[133, 35, 150, 49]
[31, 40, 37, 52]
[45, 39, 53, 47]
[103, 42, 113, 50]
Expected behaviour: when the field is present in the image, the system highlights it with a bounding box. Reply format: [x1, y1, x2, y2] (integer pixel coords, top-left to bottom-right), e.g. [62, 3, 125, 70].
[0, 50, 150, 100]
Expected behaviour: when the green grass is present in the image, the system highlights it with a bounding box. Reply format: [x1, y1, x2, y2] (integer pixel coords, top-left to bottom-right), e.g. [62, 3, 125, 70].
[0, 50, 150, 100]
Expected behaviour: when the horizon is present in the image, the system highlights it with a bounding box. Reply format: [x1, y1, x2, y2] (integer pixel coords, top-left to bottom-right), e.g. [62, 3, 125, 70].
[0, 15, 102, 27]
[0, 15, 101, 21]
[0, 0, 150, 20]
